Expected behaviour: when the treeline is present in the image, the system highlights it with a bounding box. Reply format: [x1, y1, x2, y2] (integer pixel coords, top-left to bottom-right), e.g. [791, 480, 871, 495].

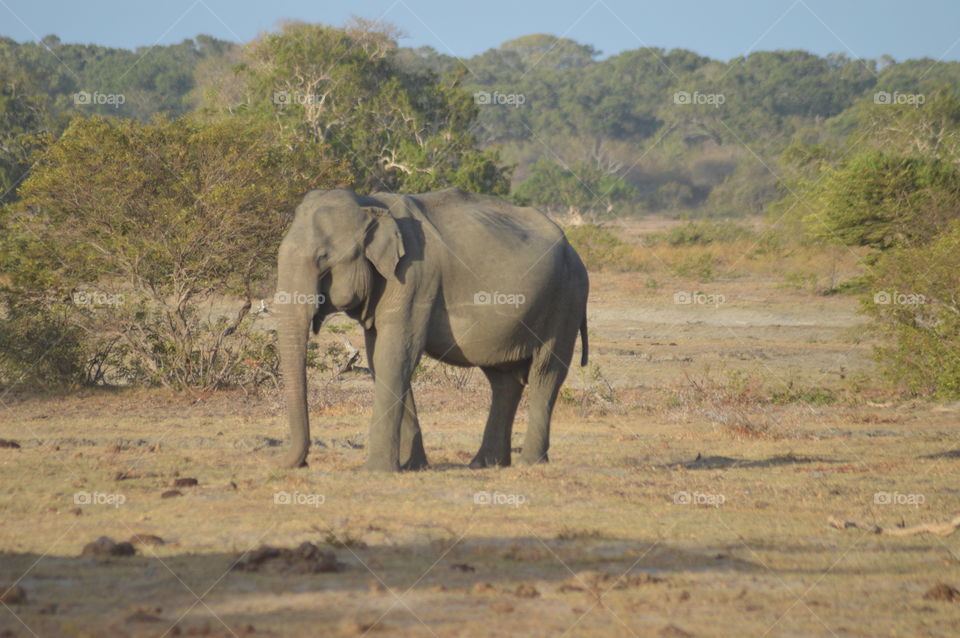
[1, 22, 959, 396]
[4, 30, 960, 216]
[443, 36, 960, 217]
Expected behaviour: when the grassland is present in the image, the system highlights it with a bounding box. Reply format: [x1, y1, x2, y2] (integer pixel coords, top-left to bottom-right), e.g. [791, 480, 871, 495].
[2, 221, 959, 637]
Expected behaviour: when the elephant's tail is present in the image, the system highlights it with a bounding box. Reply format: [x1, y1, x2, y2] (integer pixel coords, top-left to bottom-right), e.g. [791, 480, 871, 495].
[579, 314, 589, 366]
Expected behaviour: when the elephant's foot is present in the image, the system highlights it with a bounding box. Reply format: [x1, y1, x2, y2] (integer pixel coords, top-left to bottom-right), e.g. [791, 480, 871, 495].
[517, 450, 549, 466]
[400, 450, 429, 471]
[278, 448, 309, 469]
[468, 450, 511, 469]
[399, 430, 428, 471]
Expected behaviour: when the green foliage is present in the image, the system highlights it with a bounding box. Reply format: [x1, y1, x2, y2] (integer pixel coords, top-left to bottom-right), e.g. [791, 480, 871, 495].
[0, 296, 88, 388]
[770, 383, 836, 406]
[204, 21, 510, 194]
[776, 89, 960, 398]
[863, 223, 960, 398]
[669, 254, 718, 282]
[513, 158, 636, 219]
[800, 151, 960, 250]
[1, 115, 347, 389]
[564, 224, 644, 272]
[646, 220, 756, 246]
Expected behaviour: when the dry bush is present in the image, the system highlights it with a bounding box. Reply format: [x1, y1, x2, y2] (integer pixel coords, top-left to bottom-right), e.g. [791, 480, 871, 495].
[413, 359, 477, 390]
[558, 363, 620, 416]
[668, 368, 776, 438]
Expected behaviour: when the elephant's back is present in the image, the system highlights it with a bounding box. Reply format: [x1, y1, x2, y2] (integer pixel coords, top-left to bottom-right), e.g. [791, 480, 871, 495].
[413, 188, 565, 254]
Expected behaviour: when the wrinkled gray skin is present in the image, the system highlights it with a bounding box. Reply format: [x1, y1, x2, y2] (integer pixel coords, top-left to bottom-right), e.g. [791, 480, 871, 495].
[276, 187, 589, 471]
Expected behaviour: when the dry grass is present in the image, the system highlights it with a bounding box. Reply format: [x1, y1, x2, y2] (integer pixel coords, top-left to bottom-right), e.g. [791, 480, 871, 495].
[2, 264, 959, 637]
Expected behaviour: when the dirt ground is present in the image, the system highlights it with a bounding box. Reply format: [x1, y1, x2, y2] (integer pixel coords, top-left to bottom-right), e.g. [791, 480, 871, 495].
[2, 268, 960, 637]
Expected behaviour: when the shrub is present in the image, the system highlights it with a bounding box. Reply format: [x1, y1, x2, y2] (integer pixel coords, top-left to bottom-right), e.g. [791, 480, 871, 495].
[0, 295, 88, 388]
[863, 222, 960, 398]
[646, 220, 757, 246]
[0, 115, 347, 390]
[669, 254, 718, 282]
[802, 151, 960, 252]
[564, 224, 645, 271]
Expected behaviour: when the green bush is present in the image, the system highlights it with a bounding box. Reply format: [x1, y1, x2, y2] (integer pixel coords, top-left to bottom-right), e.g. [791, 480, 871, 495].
[0, 115, 344, 390]
[776, 91, 960, 398]
[0, 295, 88, 388]
[646, 220, 756, 246]
[669, 254, 718, 282]
[564, 224, 644, 271]
[802, 151, 960, 252]
[863, 222, 960, 398]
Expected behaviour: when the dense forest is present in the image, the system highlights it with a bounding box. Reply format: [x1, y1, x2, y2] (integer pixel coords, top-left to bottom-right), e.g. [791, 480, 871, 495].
[3, 29, 960, 216]
[2, 22, 959, 396]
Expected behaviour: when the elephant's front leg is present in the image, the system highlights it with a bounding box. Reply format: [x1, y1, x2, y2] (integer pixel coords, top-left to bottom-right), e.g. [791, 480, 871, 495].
[364, 325, 421, 472]
[400, 389, 428, 470]
[364, 327, 427, 471]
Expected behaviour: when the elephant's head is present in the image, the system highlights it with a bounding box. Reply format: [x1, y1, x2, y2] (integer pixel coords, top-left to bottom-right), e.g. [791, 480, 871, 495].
[275, 189, 405, 468]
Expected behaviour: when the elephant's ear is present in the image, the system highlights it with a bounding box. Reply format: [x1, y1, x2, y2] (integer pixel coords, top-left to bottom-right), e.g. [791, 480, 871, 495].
[363, 206, 405, 280]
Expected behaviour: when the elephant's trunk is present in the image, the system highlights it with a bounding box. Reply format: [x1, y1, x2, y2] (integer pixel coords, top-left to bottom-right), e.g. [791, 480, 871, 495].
[276, 249, 318, 468]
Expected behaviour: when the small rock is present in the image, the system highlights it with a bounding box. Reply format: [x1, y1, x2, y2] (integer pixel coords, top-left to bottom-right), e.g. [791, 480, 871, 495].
[471, 582, 497, 595]
[450, 563, 475, 573]
[69, 507, 82, 516]
[129, 534, 165, 547]
[558, 570, 662, 593]
[233, 542, 342, 574]
[161, 490, 182, 499]
[924, 583, 960, 601]
[172, 478, 198, 488]
[338, 617, 377, 635]
[126, 610, 163, 623]
[658, 625, 693, 637]
[514, 583, 540, 598]
[81, 536, 136, 557]
[0, 584, 26, 604]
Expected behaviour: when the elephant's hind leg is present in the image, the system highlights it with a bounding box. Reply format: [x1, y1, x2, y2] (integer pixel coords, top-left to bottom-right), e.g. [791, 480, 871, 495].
[469, 367, 524, 468]
[520, 349, 573, 465]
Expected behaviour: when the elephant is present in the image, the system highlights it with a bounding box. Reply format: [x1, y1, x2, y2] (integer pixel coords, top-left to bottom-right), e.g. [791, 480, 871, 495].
[275, 187, 589, 472]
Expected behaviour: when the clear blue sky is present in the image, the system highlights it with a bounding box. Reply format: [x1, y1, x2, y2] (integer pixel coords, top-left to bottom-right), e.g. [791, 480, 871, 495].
[2, 0, 959, 62]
